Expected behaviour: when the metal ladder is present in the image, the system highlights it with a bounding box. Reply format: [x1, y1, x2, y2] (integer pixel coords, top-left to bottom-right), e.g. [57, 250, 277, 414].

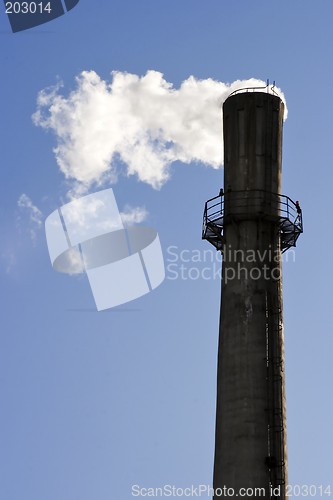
[266, 280, 286, 498]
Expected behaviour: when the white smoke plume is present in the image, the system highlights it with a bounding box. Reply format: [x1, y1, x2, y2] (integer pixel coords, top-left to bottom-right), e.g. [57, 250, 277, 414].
[33, 71, 287, 192]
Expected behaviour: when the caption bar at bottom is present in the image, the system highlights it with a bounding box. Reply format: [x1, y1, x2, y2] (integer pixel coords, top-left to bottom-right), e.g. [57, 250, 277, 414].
[132, 484, 332, 497]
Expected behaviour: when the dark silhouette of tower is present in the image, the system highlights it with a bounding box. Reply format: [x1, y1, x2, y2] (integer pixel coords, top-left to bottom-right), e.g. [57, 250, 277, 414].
[202, 88, 303, 499]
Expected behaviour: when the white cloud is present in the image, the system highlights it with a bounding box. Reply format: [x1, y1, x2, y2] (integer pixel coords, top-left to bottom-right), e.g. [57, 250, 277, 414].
[33, 71, 287, 192]
[120, 205, 148, 225]
[60, 192, 123, 238]
[1, 250, 16, 274]
[17, 193, 43, 241]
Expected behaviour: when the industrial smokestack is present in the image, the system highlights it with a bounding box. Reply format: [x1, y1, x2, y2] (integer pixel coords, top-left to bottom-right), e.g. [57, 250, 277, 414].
[202, 88, 302, 499]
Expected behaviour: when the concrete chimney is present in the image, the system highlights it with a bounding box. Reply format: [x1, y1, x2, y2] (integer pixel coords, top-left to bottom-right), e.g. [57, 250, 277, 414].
[202, 89, 303, 499]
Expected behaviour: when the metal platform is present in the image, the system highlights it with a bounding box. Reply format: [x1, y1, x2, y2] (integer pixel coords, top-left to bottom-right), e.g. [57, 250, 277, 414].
[202, 190, 303, 253]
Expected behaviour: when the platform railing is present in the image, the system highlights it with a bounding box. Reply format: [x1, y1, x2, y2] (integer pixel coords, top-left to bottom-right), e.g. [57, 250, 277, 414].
[202, 190, 303, 252]
[228, 81, 279, 98]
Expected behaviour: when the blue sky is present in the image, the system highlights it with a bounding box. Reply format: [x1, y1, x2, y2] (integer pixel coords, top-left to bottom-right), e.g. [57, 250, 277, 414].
[1, 1, 333, 499]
